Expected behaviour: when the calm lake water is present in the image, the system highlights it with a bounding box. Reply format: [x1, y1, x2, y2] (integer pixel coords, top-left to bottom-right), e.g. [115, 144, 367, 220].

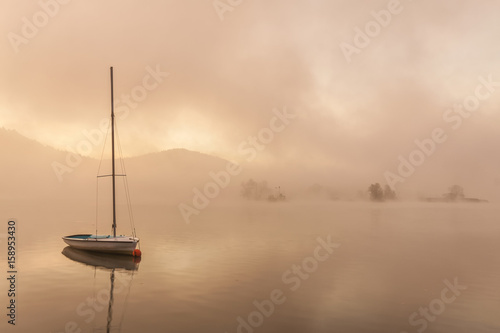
[2, 201, 500, 333]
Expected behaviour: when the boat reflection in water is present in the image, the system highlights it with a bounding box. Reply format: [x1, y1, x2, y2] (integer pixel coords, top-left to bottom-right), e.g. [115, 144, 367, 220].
[62, 247, 140, 332]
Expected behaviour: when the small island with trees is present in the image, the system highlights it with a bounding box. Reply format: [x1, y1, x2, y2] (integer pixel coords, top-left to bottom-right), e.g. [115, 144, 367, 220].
[368, 183, 397, 202]
[366, 183, 488, 203]
[239, 178, 488, 204]
[423, 185, 488, 203]
[241, 179, 286, 202]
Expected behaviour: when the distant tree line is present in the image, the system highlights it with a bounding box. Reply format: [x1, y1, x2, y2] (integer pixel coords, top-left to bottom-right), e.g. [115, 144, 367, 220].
[443, 185, 464, 201]
[241, 179, 286, 202]
[368, 183, 396, 202]
[241, 179, 272, 200]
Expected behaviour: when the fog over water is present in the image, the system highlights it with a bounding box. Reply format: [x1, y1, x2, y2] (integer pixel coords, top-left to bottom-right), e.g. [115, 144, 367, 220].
[1, 1, 500, 332]
[1, 0, 500, 199]
[2, 202, 500, 333]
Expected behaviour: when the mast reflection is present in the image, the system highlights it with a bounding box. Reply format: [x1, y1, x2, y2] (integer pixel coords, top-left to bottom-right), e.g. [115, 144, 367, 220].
[62, 247, 140, 332]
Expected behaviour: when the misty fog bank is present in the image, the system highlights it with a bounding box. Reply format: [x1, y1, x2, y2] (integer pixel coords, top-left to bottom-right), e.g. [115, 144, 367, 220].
[0, 129, 497, 210]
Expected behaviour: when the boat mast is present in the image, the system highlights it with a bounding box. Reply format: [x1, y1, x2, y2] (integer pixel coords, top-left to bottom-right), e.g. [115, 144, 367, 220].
[110, 67, 117, 238]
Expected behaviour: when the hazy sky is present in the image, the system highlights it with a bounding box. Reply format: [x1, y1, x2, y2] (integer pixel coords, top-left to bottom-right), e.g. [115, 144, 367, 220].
[2, 0, 500, 196]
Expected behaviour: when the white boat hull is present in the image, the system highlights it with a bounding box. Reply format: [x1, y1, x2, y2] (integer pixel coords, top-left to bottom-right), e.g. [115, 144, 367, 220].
[62, 234, 139, 255]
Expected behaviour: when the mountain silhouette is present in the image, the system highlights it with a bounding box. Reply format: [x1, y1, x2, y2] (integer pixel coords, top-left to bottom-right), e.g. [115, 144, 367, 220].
[0, 128, 235, 206]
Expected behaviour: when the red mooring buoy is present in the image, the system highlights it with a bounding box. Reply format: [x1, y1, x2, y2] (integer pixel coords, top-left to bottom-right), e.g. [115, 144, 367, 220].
[133, 249, 142, 257]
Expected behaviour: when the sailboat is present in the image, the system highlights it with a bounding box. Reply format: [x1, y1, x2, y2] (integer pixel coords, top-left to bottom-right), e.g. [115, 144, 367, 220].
[63, 67, 141, 256]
